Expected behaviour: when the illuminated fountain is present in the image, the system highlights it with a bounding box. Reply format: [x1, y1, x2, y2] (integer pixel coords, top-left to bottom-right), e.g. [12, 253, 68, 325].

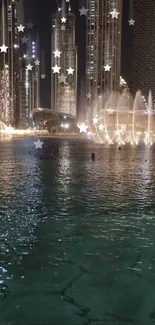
[78, 90, 155, 145]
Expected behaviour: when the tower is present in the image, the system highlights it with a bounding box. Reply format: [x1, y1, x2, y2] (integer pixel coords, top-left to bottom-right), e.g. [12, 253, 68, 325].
[128, 0, 155, 103]
[19, 26, 40, 129]
[51, 0, 77, 117]
[0, 0, 20, 126]
[86, 0, 122, 118]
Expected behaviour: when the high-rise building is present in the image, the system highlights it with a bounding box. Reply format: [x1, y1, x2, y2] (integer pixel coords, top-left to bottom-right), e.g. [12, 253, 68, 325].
[19, 30, 40, 129]
[86, 0, 122, 118]
[128, 0, 155, 101]
[0, 0, 20, 127]
[51, 0, 77, 118]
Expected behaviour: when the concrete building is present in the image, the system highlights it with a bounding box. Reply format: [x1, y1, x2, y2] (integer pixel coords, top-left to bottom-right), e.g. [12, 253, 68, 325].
[19, 30, 40, 129]
[86, 0, 122, 118]
[0, 0, 20, 126]
[51, 0, 77, 118]
[128, 0, 155, 102]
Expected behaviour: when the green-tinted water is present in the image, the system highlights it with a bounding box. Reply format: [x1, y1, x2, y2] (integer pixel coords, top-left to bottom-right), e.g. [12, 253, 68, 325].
[0, 138, 155, 324]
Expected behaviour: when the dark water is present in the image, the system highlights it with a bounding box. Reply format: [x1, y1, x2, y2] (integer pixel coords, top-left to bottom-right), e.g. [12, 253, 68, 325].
[0, 138, 155, 324]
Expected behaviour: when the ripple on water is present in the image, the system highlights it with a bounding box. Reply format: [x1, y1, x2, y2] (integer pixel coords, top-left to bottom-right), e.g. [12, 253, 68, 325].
[0, 139, 155, 323]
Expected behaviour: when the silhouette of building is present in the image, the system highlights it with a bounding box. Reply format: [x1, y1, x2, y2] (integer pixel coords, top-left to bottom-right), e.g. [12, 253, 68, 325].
[51, 0, 77, 117]
[86, 0, 122, 118]
[128, 0, 155, 103]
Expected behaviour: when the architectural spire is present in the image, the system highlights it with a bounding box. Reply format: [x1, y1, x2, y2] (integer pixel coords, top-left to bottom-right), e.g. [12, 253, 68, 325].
[61, 0, 66, 18]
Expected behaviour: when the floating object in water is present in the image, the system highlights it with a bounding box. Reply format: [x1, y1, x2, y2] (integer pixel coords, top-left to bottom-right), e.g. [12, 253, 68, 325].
[118, 147, 121, 150]
[92, 153, 95, 160]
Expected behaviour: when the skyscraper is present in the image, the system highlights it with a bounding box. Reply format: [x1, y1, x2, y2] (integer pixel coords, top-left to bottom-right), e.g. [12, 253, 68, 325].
[0, 0, 20, 127]
[86, 0, 122, 117]
[128, 0, 155, 102]
[51, 0, 77, 117]
[19, 29, 40, 129]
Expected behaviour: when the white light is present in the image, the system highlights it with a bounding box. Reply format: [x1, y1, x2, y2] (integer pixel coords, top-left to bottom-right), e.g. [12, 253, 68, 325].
[32, 55, 35, 58]
[65, 124, 69, 128]
[64, 115, 66, 119]
[23, 54, 27, 58]
[14, 44, 19, 49]
[32, 41, 35, 45]
[61, 124, 64, 127]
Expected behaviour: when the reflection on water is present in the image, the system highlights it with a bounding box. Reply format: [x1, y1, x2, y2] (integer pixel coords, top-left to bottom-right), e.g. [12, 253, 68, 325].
[1, 139, 155, 324]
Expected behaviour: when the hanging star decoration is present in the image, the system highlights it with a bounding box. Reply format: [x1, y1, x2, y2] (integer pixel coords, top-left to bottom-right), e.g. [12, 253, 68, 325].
[86, 93, 92, 99]
[79, 6, 88, 16]
[52, 64, 61, 73]
[92, 117, 99, 125]
[110, 9, 120, 19]
[17, 24, 25, 32]
[58, 73, 68, 84]
[34, 139, 44, 149]
[128, 18, 135, 26]
[41, 74, 46, 79]
[26, 21, 34, 29]
[77, 123, 88, 133]
[53, 49, 62, 58]
[0, 44, 8, 53]
[21, 36, 28, 44]
[98, 124, 104, 131]
[104, 64, 111, 71]
[61, 25, 66, 30]
[26, 64, 33, 71]
[35, 59, 40, 66]
[67, 67, 74, 75]
[61, 17, 67, 23]
[107, 108, 114, 115]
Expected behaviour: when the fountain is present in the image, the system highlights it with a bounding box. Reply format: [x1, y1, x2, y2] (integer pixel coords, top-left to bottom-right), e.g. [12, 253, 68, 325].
[0, 121, 12, 137]
[80, 90, 155, 145]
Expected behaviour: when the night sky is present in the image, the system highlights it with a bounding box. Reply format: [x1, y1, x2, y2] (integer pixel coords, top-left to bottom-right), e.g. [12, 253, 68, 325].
[24, 0, 129, 111]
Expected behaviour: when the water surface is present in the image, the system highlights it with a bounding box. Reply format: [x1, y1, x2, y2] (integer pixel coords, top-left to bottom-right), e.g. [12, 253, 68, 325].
[0, 138, 155, 324]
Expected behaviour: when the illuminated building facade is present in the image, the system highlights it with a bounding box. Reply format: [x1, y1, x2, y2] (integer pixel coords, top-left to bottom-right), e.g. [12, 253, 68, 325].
[128, 0, 155, 101]
[19, 31, 40, 128]
[51, 0, 77, 117]
[86, 0, 122, 118]
[0, 0, 20, 126]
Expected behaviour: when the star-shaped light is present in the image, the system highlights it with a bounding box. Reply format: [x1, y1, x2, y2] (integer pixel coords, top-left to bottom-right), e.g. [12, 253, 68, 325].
[86, 93, 92, 99]
[21, 36, 28, 44]
[58, 73, 67, 84]
[61, 25, 66, 30]
[35, 59, 40, 66]
[41, 74, 46, 79]
[26, 63, 33, 71]
[104, 64, 111, 71]
[79, 6, 88, 16]
[52, 64, 61, 73]
[110, 9, 120, 19]
[61, 17, 67, 23]
[34, 139, 44, 149]
[77, 123, 88, 133]
[67, 67, 74, 74]
[128, 18, 135, 26]
[17, 24, 25, 32]
[98, 124, 104, 131]
[92, 117, 99, 125]
[0, 44, 8, 53]
[53, 49, 62, 58]
[107, 108, 114, 115]
[26, 21, 34, 29]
